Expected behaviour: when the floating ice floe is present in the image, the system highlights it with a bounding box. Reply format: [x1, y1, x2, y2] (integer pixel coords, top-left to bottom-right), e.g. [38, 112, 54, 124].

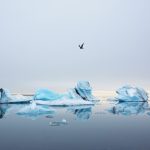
[49, 119, 68, 126]
[0, 88, 33, 104]
[17, 101, 55, 119]
[109, 101, 149, 116]
[115, 85, 149, 102]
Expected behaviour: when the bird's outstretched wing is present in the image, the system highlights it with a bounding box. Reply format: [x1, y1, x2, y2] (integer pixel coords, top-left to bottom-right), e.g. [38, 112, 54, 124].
[81, 43, 84, 47]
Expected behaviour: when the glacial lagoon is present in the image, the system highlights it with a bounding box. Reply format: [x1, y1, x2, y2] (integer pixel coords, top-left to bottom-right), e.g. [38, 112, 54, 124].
[0, 99, 150, 150]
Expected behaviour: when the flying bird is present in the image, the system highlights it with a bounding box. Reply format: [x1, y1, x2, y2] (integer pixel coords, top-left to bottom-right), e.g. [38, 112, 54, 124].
[79, 43, 84, 49]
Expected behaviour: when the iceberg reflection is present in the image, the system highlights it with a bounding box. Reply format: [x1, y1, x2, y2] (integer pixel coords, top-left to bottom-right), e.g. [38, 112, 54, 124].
[68, 106, 92, 120]
[109, 101, 150, 116]
[0, 104, 9, 119]
[17, 101, 55, 120]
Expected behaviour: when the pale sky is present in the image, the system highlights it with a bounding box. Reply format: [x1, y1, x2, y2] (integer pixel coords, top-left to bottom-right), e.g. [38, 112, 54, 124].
[0, 0, 150, 93]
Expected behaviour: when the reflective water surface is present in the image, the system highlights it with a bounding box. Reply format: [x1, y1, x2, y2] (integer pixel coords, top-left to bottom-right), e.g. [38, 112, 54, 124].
[1, 101, 150, 150]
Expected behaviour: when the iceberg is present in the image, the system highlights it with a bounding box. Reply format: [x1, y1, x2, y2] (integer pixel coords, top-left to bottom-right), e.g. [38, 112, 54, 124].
[33, 81, 99, 102]
[0, 81, 98, 106]
[74, 81, 99, 101]
[67, 88, 83, 100]
[34, 89, 93, 106]
[0, 88, 32, 103]
[17, 101, 55, 119]
[34, 89, 63, 100]
[109, 101, 149, 116]
[33, 89, 94, 106]
[33, 81, 98, 106]
[115, 85, 148, 102]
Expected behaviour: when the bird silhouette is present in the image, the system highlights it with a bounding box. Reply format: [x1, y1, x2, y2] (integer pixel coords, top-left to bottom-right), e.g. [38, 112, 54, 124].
[79, 43, 84, 49]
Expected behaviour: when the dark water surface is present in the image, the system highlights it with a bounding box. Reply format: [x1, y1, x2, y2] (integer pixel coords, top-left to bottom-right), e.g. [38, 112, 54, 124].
[0, 101, 150, 150]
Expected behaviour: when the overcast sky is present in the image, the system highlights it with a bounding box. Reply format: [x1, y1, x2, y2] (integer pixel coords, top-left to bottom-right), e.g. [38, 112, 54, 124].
[0, 0, 150, 93]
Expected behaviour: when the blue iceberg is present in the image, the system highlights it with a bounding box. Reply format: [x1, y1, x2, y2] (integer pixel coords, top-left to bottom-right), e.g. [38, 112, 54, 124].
[33, 81, 98, 106]
[34, 81, 99, 102]
[74, 81, 99, 101]
[0, 88, 32, 103]
[115, 85, 148, 102]
[34, 89, 63, 100]
[67, 88, 83, 100]
[0, 81, 98, 106]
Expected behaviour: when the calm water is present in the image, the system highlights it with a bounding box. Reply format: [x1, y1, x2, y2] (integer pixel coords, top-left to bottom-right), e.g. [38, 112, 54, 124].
[0, 101, 150, 150]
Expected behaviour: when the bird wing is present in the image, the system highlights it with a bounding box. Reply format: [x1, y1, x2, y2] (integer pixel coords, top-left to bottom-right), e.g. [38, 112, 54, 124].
[81, 43, 84, 46]
[81, 43, 84, 48]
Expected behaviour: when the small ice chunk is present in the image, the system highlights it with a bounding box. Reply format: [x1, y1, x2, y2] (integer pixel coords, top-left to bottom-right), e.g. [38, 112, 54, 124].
[62, 119, 67, 123]
[49, 119, 68, 126]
